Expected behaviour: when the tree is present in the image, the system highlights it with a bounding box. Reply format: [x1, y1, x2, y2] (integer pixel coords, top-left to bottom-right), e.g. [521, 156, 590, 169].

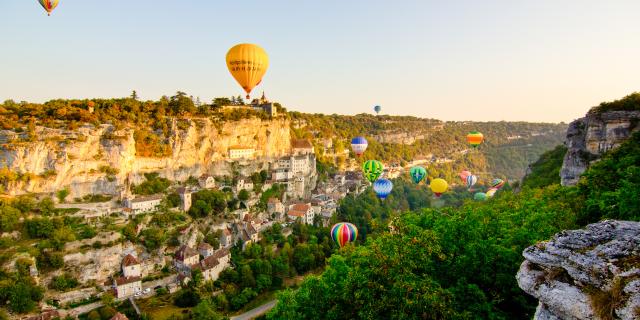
[238, 189, 250, 201]
[131, 90, 139, 100]
[38, 197, 56, 216]
[192, 299, 226, 320]
[142, 227, 165, 250]
[0, 205, 20, 232]
[56, 188, 70, 203]
[86, 310, 100, 320]
[9, 283, 39, 313]
[101, 292, 115, 307]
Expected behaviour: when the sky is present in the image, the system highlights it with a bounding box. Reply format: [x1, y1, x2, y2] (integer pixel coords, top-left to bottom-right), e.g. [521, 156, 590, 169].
[1, 1, 639, 123]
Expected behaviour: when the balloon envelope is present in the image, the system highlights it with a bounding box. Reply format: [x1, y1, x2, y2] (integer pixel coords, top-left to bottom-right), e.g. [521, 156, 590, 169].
[226, 44, 269, 99]
[373, 179, 393, 199]
[491, 179, 505, 189]
[331, 222, 358, 248]
[409, 166, 427, 184]
[474, 192, 487, 201]
[486, 188, 498, 197]
[466, 131, 484, 148]
[466, 175, 478, 189]
[430, 178, 448, 197]
[351, 136, 368, 156]
[459, 170, 472, 183]
[38, 0, 59, 15]
[362, 160, 384, 183]
[374, 105, 381, 114]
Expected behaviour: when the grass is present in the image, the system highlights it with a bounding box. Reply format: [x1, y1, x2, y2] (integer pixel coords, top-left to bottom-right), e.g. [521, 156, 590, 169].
[588, 277, 627, 320]
[137, 292, 190, 320]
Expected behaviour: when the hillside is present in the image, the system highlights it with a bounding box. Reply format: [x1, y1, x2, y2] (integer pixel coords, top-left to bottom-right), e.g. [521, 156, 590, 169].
[267, 129, 640, 319]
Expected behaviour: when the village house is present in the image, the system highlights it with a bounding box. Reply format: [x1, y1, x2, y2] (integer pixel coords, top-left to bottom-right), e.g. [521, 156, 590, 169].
[292, 139, 314, 155]
[114, 276, 141, 299]
[197, 242, 214, 258]
[235, 177, 254, 193]
[198, 174, 216, 189]
[267, 197, 285, 220]
[177, 187, 192, 212]
[122, 194, 163, 215]
[174, 245, 199, 274]
[220, 228, 234, 248]
[287, 203, 315, 225]
[200, 248, 231, 282]
[122, 254, 141, 278]
[228, 146, 255, 160]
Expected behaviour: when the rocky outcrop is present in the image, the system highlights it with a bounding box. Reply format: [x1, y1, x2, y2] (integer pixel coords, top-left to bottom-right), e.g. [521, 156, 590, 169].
[517, 220, 640, 320]
[560, 111, 640, 186]
[0, 117, 291, 197]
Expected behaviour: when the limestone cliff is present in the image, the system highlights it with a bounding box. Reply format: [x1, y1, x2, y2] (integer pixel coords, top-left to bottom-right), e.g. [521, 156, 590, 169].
[560, 111, 640, 186]
[517, 220, 640, 320]
[0, 117, 291, 197]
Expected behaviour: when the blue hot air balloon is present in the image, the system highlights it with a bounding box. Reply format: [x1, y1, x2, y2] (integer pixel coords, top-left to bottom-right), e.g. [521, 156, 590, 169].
[350, 136, 368, 157]
[374, 105, 382, 115]
[373, 178, 393, 200]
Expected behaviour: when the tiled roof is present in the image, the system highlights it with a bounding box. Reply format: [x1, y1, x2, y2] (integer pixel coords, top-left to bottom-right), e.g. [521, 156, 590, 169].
[115, 276, 141, 285]
[292, 139, 313, 149]
[212, 248, 230, 259]
[197, 242, 213, 250]
[122, 254, 139, 267]
[200, 256, 220, 270]
[110, 313, 129, 320]
[175, 245, 198, 261]
[228, 145, 254, 150]
[288, 210, 306, 218]
[130, 194, 163, 203]
[291, 203, 310, 212]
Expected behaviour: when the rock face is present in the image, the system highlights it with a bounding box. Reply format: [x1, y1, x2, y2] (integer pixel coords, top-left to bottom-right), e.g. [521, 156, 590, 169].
[517, 220, 640, 320]
[560, 111, 640, 186]
[0, 117, 291, 197]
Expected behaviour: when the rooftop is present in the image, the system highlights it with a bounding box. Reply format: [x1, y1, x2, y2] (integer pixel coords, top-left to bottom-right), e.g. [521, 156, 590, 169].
[228, 145, 254, 150]
[175, 245, 199, 261]
[292, 139, 313, 149]
[200, 255, 220, 270]
[115, 276, 141, 285]
[291, 203, 311, 212]
[288, 210, 306, 218]
[122, 254, 140, 267]
[130, 194, 163, 203]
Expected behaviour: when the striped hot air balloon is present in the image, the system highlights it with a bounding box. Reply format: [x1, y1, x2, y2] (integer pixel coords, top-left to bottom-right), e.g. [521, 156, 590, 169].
[331, 222, 358, 248]
[459, 170, 472, 183]
[373, 179, 393, 200]
[362, 160, 384, 183]
[466, 131, 484, 148]
[38, 0, 60, 16]
[490, 178, 505, 189]
[410, 166, 427, 184]
[351, 136, 368, 157]
[466, 175, 478, 190]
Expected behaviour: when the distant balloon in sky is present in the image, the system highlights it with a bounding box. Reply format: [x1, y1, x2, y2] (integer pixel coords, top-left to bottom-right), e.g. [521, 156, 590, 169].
[351, 136, 368, 157]
[490, 178, 505, 189]
[467, 131, 484, 148]
[374, 105, 382, 115]
[486, 188, 497, 198]
[409, 166, 427, 184]
[38, 0, 59, 16]
[362, 160, 384, 183]
[474, 192, 487, 201]
[373, 179, 393, 200]
[226, 43, 269, 100]
[430, 178, 448, 198]
[331, 222, 358, 248]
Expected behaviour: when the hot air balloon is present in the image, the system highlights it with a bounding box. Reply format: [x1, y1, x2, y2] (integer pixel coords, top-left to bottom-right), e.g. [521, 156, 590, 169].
[459, 170, 472, 183]
[373, 179, 393, 200]
[466, 175, 478, 190]
[374, 105, 381, 115]
[38, 0, 59, 16]
[430, 178, 448, 198]
[474, 192, 487, 201]
[351, 136, 368, 157]
[466, 131, 484, 148]
[490, 178, 505, 189]
[331, 222, 358, 248]
[410, 166, 427, 184]
[362, 160, 384, 183]
[486, 188, 497, 198]
[226, 44, 269, 99]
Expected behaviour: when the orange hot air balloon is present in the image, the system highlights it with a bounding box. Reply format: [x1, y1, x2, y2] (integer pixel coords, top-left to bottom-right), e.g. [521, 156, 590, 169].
[226, 44, 269, 100]
[38, 0, 60, 16]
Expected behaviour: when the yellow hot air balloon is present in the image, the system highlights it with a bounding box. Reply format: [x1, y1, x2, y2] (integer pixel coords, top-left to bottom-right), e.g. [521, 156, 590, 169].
[430, 178, 448, 198]
[226, 44, 269, 100]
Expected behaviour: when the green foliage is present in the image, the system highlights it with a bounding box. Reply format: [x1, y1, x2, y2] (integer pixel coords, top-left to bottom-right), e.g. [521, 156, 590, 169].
[188, 189, 227, 218]
[238, 189, 250, 201]
[141, 227, 165, 250]
[521, 145, 567, 189]
[173, 288, 201, 308]
[0, 205, 21, 232]
[577, 131, 640, 223]
[192, 299, 226, 320]
[133, 173, 171, 195]
[50, 273, 79, 291]
[588, 92, 640, 114]
[56, 188, 70, 203]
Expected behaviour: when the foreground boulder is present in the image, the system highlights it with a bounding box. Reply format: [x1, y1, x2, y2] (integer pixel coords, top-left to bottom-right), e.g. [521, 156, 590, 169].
[517, 220, 640, 320]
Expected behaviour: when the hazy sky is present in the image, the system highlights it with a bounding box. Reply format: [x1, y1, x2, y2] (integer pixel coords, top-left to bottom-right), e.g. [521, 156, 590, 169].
[1, 1, 639, 123]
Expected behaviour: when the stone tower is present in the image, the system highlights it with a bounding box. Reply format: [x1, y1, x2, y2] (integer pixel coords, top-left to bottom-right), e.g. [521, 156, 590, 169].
[178, 187, 191, 212]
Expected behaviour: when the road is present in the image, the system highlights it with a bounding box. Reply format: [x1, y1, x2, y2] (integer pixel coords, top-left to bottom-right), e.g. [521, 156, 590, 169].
[230, 300, 277, 320]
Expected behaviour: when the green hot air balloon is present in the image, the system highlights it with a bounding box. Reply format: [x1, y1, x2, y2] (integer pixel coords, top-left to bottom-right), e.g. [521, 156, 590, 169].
[409, 166, 427, 184]
[362, 160, 384, 183]
[474, 192, 487, 201]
